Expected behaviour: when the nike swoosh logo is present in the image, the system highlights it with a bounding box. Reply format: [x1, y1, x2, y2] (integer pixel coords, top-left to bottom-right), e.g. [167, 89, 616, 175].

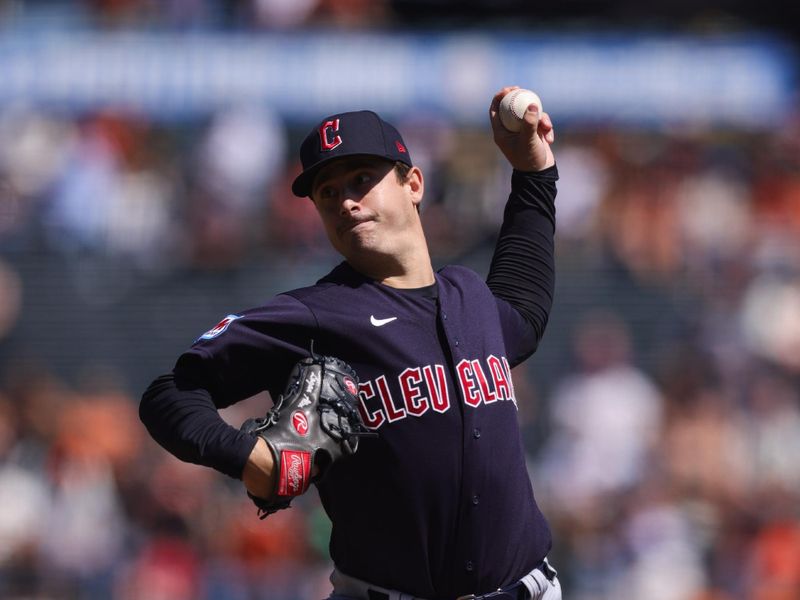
[370, 315, 398, 327]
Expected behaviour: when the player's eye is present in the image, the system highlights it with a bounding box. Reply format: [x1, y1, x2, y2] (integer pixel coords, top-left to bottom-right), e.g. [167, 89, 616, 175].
[354, 172, 372, 186]
[318, 186, 337, 200]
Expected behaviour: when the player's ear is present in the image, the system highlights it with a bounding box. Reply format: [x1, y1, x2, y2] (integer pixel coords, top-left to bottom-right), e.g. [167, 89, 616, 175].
[407, 166, 424, 207]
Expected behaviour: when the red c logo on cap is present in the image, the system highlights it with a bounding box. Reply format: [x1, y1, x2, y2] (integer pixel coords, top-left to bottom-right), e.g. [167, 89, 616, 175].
[319, 119, 343, 151]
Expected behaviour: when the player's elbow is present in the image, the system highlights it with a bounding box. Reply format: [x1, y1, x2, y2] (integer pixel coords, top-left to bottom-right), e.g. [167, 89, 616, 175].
[525, 307, 550, 347]
[139, 373, 177, 432]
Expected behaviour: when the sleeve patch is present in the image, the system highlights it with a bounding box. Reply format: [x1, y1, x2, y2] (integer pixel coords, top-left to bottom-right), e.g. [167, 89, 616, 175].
[198, 314, 242, 340]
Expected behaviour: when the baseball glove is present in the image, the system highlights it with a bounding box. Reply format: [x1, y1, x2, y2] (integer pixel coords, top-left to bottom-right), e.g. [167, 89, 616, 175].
[240, 353, 374, 518]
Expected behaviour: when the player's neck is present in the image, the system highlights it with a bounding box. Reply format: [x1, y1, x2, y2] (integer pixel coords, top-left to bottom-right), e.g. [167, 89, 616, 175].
[380, 260, 436, 289]
[349, 241, 435, 289]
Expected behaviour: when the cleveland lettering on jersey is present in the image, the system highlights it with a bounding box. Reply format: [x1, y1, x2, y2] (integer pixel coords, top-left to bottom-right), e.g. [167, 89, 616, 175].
[356, 357, 517, 430]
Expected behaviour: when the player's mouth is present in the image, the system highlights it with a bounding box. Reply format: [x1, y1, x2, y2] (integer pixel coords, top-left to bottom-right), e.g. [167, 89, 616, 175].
[338, 217, 374, 236]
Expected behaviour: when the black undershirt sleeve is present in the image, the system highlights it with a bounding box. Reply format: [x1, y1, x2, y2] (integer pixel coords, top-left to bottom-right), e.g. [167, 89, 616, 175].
[139, 362, 258, 480]
[487, 165, 558, 345]
[138, 294, 317, 480]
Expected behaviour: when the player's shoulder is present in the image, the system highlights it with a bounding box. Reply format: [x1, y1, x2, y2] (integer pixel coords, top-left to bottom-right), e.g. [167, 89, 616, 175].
[437, 264, 486, 287]
[188, 270, 354, 347]
[282, 261, 366, 304]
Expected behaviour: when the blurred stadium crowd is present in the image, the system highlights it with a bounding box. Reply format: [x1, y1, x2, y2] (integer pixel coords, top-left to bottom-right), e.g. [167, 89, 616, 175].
[3, 0, 796, 34]
[1, 2, 800, 600]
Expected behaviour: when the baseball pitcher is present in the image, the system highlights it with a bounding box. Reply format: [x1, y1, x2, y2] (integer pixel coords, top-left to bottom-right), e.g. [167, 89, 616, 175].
[140, 86, 561, 600]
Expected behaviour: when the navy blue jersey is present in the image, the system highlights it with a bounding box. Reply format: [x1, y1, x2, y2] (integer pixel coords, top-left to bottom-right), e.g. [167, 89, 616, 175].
[141, 166, 558, 599]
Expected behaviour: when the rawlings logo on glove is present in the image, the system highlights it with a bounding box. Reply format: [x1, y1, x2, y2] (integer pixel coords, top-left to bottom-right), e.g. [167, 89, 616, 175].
[240, 353, 375, 518]
[280, 450, 311, 496]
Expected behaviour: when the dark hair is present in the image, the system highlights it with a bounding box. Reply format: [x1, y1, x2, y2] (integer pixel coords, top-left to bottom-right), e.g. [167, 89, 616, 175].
[393, 161, 420, 213]
[393, 161, 412, 184]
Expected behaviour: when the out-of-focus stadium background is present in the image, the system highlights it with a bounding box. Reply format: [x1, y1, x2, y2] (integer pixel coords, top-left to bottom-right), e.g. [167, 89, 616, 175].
[1, 1, 799, 599]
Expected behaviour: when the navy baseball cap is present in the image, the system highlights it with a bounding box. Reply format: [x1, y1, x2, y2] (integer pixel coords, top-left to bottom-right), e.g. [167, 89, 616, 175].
[291, 110, 412, 198]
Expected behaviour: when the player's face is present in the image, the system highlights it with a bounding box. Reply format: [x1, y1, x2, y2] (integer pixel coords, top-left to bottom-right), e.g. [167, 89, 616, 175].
[311, 157, 424, 262]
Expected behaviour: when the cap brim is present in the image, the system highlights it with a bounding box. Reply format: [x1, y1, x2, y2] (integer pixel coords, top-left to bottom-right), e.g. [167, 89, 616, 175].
[291, 154, 341, 198]
[291, 153, 401, 198]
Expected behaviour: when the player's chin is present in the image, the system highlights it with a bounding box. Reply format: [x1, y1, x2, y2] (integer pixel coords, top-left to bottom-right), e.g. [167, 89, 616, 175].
[339, 230, 382, 258]
[339, 221, 378, 246]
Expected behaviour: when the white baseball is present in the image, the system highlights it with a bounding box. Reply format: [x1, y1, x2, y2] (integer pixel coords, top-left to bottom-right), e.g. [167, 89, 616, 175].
[498, 89, 543, 133]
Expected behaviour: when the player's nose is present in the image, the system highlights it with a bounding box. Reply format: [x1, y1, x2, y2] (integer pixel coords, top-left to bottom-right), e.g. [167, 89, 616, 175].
[338, 194, 361, 216]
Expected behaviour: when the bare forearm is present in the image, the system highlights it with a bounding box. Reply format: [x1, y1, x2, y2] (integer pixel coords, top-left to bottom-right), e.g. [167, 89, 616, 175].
[242, 437, 276, 498]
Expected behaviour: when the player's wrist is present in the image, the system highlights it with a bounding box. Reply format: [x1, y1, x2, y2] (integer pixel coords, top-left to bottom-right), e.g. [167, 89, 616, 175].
[242, 437, 276, 499]
[511, 164, 559, 178]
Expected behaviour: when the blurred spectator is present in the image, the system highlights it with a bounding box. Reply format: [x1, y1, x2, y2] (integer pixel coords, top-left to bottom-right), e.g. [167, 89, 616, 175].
[115, 535, 205, 600]
[0, 259, 22, 341]
[0, 109, 74, 203]
[312, 0, 392, 27]
[538, 311, 664, 512]
[611, 491, 708, 600]
[186, 106, 288, 269]
[42, 448, 127, 591]
[744, 372, 800, 494]
[0, 109, 75, 244]
[43, 115, 119, 253]
[676, 159, 753, 277]
[745, 519, 800, 600]
[550, 139, 609, 241]
[250, 0, 320, 28]
[0, 394, 49, 590]
[661, 387, 750, 503]
[198, 106, 286, 213]
[740, 275, 800, 373]
[36, 379, 141, 595]
[265, 162, 329, 258]
[4, 366, 71, 470]
[597, 152, 684, 283]
[43, 113, 177, 268]
[52, 378, 143, 475]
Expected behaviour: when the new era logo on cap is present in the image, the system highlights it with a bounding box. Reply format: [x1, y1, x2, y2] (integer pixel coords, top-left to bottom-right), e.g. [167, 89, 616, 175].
[292, 110, 412, 197]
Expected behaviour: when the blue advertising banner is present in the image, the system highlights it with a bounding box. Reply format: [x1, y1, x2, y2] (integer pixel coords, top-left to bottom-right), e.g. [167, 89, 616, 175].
[0, 31, 793, 126]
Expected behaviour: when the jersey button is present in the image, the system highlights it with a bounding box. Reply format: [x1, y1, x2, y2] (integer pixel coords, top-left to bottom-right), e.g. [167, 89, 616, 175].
[472, 495, 480, 506]
[473, 428, 481, 439]
[442, 312, 448, 320]
[465, 560, 474, 572]
[455, 340, 460, 347]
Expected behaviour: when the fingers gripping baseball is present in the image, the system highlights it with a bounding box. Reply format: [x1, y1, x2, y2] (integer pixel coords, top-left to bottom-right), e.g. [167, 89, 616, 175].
[490, 86, 555, 172]
[240, 354, 375, 519]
